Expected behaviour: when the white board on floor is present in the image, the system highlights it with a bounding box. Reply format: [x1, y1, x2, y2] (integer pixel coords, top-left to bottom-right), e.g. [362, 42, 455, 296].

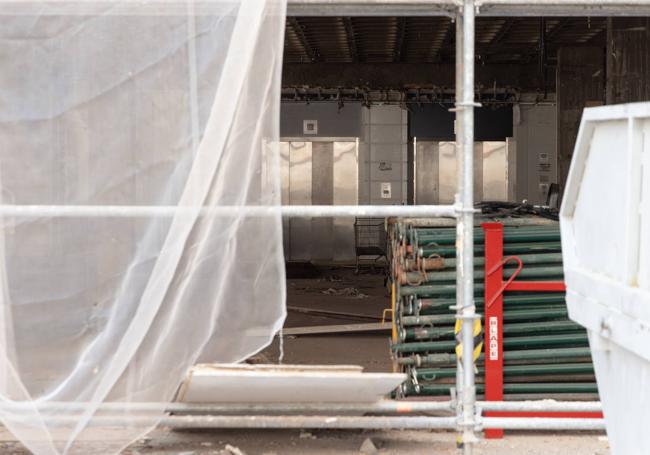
[177, 364, 406, 404]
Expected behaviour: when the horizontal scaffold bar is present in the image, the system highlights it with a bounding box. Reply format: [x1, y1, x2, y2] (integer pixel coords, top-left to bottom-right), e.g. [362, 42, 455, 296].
[0, 204, 457, 219]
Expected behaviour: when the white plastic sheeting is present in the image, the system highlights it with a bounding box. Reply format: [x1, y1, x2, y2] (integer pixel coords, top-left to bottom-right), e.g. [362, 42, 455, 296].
[560, 102, 650, 455]
[0, 1, 287, 453]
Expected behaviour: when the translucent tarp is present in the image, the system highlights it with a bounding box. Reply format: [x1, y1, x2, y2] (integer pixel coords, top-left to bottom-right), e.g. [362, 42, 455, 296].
[0, 1, 287, 453]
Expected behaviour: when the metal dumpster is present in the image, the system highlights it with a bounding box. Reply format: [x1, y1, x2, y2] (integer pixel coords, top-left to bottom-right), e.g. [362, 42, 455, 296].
[560, 102, 650, 455]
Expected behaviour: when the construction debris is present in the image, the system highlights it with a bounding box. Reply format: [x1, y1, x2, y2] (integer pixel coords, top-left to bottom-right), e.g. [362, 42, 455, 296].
[321, 287, 369, 299]
[225, 444, 247, 455]
[359, 437, 379, 454]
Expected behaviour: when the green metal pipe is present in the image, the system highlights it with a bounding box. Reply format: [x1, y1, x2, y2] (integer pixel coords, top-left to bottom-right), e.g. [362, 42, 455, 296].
[413, 303, 566, 317]
[414, 363, 594, 381]
[414, 230, 560, 246]
[400, 265, 564, 284]
[417, 253, 563, 270]
[402, 320, 582, 342]
[418, 242, 562, 258]
[408, 225, 559, 237]
[411, 226, 559, 236]
[391, 332, 588, 353]
[402, 382, 598, 396]
[396, 347, 593, 367]
[414, 294, 566, 314]
[400, 283, 466, 297]
[401, 307, 569, 327]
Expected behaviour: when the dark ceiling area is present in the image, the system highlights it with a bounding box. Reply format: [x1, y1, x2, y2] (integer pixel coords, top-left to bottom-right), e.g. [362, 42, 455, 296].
[284, 17, 606, 65]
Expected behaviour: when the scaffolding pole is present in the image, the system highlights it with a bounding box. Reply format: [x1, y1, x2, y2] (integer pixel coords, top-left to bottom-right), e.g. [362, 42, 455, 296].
[458, 0, 477, 453]
[0, 400, 453, 414]
[453, 10, 465, 432]
[22, 414, 605, 431]
[0, 399, 604, 415]
[0, 204, 457, 219]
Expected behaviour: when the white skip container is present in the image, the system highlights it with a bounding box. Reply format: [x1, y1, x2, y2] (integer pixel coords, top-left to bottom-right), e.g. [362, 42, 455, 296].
[560, 102, 650, 455]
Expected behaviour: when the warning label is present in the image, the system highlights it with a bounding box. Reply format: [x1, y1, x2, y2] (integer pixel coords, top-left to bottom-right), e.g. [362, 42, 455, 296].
[489, 316, 499, 361]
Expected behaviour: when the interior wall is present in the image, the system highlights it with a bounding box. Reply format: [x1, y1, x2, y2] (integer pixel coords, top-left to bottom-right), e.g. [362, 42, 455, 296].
[557, 47, 605, 196]
[513, 104, 558, 205]
[280, 102, 364, 137]
[280, 102, 407, 206]
[361, 105, 408, 205]
[607, 17, 650, 104]
[278, 99, 561, 258]
[281, 102, 549, 207]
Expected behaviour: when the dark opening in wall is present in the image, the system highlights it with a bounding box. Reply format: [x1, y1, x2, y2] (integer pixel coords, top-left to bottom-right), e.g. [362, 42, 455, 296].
[409, 104, 513, 141]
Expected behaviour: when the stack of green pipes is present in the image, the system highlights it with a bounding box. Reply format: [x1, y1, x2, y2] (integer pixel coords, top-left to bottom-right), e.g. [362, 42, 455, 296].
[388, 219, 599, 400]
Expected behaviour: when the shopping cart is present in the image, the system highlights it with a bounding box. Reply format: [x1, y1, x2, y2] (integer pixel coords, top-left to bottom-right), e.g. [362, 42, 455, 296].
[353, 217, 387, 273]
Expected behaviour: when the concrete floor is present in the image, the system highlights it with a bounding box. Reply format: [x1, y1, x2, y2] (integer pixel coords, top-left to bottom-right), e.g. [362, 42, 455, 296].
[121, 429, 609, 455]
[0, 266, 609, 454]
[260, 265, 393, 371]
[0, 427, 609, 455]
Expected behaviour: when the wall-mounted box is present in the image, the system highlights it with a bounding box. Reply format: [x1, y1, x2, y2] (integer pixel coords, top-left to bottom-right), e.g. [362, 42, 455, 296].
[303, 120, 318, 135]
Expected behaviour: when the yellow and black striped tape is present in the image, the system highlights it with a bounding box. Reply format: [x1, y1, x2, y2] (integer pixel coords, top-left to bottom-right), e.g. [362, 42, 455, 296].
[454, 318, 483, 362]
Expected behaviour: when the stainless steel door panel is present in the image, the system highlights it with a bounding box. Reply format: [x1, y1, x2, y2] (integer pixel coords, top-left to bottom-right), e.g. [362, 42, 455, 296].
[438, 141, 457, 204]
[280, 141, 290, 256]
[311, 142, 334, 260]
[288, 141, 312, 261]
[332, 141, 358, 261]
[482, 141, 508, 201]
[415, 140, 439, 204]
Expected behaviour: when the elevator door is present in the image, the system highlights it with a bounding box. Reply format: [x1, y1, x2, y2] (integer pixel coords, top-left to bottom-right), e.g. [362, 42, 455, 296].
[414, 139, 510, 204]
[280, 139, 358, 262]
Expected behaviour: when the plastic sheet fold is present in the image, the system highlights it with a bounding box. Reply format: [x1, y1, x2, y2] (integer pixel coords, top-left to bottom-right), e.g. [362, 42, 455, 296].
[0, 1, 287, 453]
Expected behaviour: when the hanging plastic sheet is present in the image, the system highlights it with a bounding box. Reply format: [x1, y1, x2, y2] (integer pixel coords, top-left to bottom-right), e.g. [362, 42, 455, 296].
[0, 0, 287, 453]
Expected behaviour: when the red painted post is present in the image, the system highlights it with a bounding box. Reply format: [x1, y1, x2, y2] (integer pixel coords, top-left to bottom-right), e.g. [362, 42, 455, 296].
[482, 223, 504, 439]
[479, 223, 602, 437]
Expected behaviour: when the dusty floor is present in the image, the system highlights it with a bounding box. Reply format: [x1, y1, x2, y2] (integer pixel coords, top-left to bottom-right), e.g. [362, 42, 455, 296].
[121, 429, 609, 455]
[260, 264, 393, 371]
[0, 266, 609, 454]
[0, 427, 609, 455]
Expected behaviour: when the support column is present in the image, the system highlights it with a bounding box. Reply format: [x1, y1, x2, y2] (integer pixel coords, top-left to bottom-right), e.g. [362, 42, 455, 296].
[606, 18, 650, 104]
[458, 1, 477, 454]
[556, 47, 604, 195]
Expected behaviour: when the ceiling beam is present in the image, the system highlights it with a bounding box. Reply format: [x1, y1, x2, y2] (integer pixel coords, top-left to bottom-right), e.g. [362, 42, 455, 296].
[586, 27, 607, 44]
[477, 18, 517, 60]
[288, 17, 319, 62]
[545, 18, 572, 41]
[343, 17, 359, 63]
[491, 18, 517, 46]
[430, 19, 455, 62]
[283, 62, 555, 91]
[394, 17, 408, 62]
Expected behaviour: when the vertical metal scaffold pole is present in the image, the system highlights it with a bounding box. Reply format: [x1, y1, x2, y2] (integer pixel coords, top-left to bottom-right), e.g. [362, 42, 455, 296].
[453, 7, 465, 432]
[457, 0, 477, 453]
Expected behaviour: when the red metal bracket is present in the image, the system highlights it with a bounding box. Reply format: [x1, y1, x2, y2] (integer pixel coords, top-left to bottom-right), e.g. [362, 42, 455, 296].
[486, 255, 523, 308]
[480, 222, 602, 439]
